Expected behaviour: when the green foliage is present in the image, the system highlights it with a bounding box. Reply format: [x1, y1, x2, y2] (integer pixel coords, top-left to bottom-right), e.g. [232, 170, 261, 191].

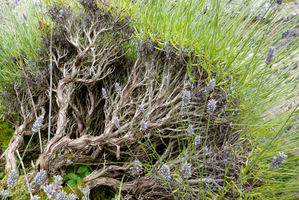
[66, 173, 81, 187]
[0, 0, 46, 91]
[0, 172, 4, 179]
[113, 0, 299, 198]
[63, 165, 91, 187]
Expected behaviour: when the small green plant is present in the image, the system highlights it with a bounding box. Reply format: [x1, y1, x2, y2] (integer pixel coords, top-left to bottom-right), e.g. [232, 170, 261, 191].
[64, 165, 91, 187]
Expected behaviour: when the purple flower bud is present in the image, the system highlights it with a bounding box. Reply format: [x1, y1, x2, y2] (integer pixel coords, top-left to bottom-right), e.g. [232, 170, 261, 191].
[23, 14, 27, 21]
[266, 47, 275, 65]
[271, 152, 287, 169]
[282, 29, 295, 38]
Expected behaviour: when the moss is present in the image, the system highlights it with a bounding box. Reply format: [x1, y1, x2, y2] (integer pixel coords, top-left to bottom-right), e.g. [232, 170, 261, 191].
[0, 120, 14, 150]
[0, 174, 31, 199]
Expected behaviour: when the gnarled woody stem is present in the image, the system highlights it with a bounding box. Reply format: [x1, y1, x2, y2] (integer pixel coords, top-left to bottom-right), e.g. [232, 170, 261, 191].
[1, 96, 45, 172]
[55, 76, 74, 138]
[3, 125, 25, 172]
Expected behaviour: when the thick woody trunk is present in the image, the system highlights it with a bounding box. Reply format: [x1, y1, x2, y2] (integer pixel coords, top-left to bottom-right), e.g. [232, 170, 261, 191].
[55, 77, 73, 138]
[3, 125, 25, 172]
[1, 107, 36, 172]
[35, 76, 74, 171]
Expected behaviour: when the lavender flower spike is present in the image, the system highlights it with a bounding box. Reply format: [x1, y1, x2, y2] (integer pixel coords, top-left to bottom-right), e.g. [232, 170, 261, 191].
[7, 170, 19, 188]
[30, 195, 40, 200]
[276, 0, 283, 5]
[265, 47, 275, 65]
[182, 90, 191, 106]
[43, 185, 55, 199]
[138, 105, 145, 112]
[0, 190, 9, 197]
[163, 75, 169, 86]
[32, 116, 44, 133]
[115, 82, 122, 95]
[34, 169, 46, 185]
[180, 161, 192, 179]
[194, 135, 201, 146]
[207, 99, 217, 114]
[282, 29, 295, 38]
[140, 120, 147, 131]
[130, 160, 143, 177]
[66, 194, 79, 200]
[56, 190, 67, 200]
[124, 194, 133, 200]
[102, 88, 108, 99]
[43, 175, 63, 199]
[187, 124, 193, 136]
[53, 175, 63, 189]
[159, 164, 171, 180]
[204, 79, 215, 93]
[271, 152, 287, 169]
[113, 116, 120, 129]
[23, 14, 27, 21]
